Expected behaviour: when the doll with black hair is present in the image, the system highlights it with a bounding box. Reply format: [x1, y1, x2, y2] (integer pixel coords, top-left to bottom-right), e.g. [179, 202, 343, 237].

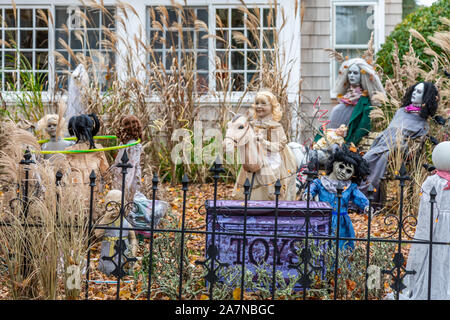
[65, 113, 109, 204]
[303, 145, 370, 250]
[362, 82, 439, 192]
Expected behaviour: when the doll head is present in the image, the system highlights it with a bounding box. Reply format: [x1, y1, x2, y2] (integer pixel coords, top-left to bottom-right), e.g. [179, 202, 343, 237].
[37, 114, 66, 139]
[68, 113, 100, 149]
[326, 144, 370, 184]
[401, 82, 439, 119]
[334, 58, 385, 101]
[335, 124, 348, 138]
[432, 141, 450, 172]
[117, 115, 143, 144]
[251, 90, 282, 121]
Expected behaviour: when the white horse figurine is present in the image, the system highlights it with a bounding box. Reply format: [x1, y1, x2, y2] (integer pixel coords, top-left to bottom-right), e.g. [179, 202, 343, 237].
[223, 115, 308, 200]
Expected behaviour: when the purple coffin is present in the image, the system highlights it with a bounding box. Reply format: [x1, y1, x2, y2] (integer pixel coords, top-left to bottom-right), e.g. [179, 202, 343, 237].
[204, 200, 333, 290]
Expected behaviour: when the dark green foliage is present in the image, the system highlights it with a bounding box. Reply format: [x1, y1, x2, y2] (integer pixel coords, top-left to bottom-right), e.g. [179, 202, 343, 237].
[377, 0, 450, 79]
[402, 0, 418, 19]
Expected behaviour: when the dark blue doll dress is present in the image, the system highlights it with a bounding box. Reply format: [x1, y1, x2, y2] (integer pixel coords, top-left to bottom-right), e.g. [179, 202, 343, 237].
[306, 177, 369, 250]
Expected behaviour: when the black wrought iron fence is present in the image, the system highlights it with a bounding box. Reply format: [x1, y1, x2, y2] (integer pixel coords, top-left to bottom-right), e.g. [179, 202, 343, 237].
[0, 149, 444, 300]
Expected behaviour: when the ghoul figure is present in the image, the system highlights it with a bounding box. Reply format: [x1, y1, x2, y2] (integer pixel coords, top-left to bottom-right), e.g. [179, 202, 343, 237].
[303, 145, 371, 250]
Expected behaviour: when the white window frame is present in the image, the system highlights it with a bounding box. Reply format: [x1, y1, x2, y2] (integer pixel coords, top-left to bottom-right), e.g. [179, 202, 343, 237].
[3, 1, 301, 106]
[0, 4, 54, 100]
[1, 0, 119, 104]
[330, 0, 385, 98]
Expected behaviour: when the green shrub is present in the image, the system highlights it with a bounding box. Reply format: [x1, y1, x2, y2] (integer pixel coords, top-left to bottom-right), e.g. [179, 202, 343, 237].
[377, 0, 450, 79]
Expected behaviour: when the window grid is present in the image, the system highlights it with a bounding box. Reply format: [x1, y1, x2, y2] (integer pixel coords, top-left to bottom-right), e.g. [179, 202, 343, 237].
[147, 6, 209, 94]
[215, 7, 276, 92]
[0, 7, 50, 91]
[54, 6, 116, 90]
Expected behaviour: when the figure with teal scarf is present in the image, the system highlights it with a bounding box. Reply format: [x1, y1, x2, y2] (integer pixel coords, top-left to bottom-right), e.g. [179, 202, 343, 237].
[303, 145, 371, 250]
[315, 58, 385, 147]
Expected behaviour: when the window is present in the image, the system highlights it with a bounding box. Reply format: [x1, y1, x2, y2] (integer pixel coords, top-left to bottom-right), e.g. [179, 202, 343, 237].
[147, 6, 209, 93]
[0, 7, 50, 91]
[146, 5, 277, 94]
[331, 1, 380, 85]
[54, 6, 116, 90]
[215, 7, 276, 92]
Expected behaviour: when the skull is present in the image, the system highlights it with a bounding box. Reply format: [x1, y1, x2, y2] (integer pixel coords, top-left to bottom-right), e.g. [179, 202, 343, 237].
[332, 161, 355, 181]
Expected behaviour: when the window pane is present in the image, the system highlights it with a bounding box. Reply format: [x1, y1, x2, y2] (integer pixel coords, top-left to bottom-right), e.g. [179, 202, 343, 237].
[335, 6, 373, 45]
[55, 30, 69, 49]
[36, 30, 48, 49]
[247, 29, 260, 48]
[197, 53, 208, 71]
[4, 50, 16, 69]
[231, 51, 244, 70]
[20, 30, 33, 49]
[5, 9, 16, 28]
[263, 30, 274, 49]
[5, 30, 16, 47]
[35, 9, 49, 28]
[263, 8, 276, 28]
[216, 9, 228, 28]
[198, 31, 208, 49]
[231, 9, 244, 28]
[232, 73, 244, 91]
[247, 51, 260, 70]
[103, 9, 116, 29]
[55, 8, 68, 28]
[197, 9, 208, 24]
[215, 29, 228, 49]
[70, 31, 84, 49]
[21, 51, 33, 70]
[87, 30, 100, 49]
[86, 9, 100, 27]
[20, 9, 33, 27]
[231, 30, 245, 49]
[35, 51, 48, 70]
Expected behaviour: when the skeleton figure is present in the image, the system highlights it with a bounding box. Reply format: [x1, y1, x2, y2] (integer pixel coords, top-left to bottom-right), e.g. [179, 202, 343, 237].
[303, 145, 370, 250]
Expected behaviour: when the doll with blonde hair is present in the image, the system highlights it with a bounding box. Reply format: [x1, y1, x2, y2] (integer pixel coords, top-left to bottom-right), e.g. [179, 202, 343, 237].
[231, 89, 297, 200]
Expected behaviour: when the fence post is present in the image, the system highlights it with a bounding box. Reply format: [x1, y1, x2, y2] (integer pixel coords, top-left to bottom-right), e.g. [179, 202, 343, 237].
[147, 173, 159, 300]
[364, 184, 375, 300]
[55, 171, 63, 221]
[271, 179, 281, 300]
[333, 182, 344, 300]
[19, 148, 34, 295]
[116, 150, 132, 300]
[428, 186, 437, 300]
[382, 163, 415, 300]
[85, 170, 96, 300]
[240, 178, 250, 300]
[178, 173, 189, 300]
[209, 157, 224, 299]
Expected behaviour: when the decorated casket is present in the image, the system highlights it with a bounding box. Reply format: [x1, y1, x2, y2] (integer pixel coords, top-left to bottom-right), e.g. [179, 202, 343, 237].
[204, 200, 333, 290]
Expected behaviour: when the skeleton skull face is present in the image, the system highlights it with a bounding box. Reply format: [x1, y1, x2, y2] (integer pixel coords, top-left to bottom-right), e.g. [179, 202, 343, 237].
[332, 161, 355, 181]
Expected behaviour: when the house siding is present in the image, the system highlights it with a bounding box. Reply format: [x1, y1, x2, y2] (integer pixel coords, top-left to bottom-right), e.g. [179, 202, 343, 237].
[385, 0, 403, 35]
